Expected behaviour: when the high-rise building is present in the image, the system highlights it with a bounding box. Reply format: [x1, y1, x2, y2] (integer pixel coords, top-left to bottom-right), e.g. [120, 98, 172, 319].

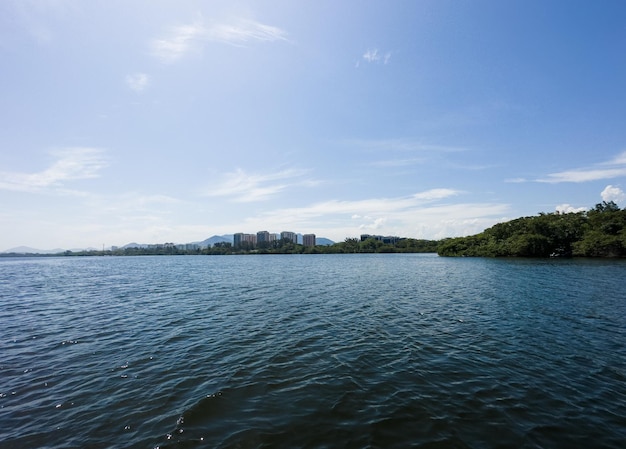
[303, 234, 316, 247]
[257, 231, 270, 244]
[280, 231, 297, 243]
[234, 233, 257, 248]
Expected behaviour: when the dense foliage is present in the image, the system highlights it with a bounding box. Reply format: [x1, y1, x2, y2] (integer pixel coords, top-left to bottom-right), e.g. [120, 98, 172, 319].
[438, 201, 626, 258]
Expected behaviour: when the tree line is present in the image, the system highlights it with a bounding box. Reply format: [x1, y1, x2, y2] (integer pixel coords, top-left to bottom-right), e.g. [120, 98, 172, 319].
[438, 201, 626, 257]
[47, 237, 439, 257]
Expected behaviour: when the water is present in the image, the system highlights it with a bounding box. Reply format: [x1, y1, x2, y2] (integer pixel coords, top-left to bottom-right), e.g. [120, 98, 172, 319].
[1, 254, 625, 448]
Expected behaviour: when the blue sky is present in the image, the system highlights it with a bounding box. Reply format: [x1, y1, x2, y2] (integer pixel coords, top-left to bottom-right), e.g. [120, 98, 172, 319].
[1, 0, 626, 250]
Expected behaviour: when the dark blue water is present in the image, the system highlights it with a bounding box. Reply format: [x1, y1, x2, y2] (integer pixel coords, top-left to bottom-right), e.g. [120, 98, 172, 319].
[1, 254, 625, 448]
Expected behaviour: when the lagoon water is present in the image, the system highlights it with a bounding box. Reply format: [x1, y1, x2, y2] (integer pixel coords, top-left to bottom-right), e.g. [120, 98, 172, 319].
[1, 254, 625, 448]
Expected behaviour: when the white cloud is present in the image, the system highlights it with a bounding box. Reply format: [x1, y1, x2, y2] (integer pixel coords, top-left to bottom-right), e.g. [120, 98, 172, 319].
[152, 18, 288, 63]
[361, 48, 391, 65]
[601, 185, 626, 205]
[230, 189, 506, 240]
[555, 204, 587, 214]
[537, 150, 626, 183]
[204, 168, 311, 202]
[125, 73, 149, 92]
[412, 188, 461, 200]
[0, 148, 108, 193]
[538, 168, 626, 183]
[210, 20, 288, 44]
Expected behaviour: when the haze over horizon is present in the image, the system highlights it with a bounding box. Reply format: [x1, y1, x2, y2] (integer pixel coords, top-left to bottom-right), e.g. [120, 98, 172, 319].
[1, 0, 625, 251]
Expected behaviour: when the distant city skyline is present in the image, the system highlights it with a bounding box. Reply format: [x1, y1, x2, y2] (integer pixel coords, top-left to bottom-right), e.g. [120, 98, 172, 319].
[1, 1, 625, 250]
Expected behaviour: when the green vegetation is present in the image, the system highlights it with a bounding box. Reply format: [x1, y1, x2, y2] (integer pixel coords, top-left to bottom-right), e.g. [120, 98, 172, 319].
[330, 238, 439, 254]
[32, 237, 438, 257]
[438, 201, 626, 258]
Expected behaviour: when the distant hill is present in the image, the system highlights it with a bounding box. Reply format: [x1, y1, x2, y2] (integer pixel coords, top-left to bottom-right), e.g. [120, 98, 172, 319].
[316, 237, 334, 246]
[2, 246, 66, 254]
[195, 235, 233, 247]
[121, 242, 149, 249]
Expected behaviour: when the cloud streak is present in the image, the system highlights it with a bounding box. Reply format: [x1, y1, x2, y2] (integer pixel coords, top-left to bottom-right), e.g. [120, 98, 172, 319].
[204, 168, 311, 202]
[152, 18, 288, 63]
[0, 148, 108, 193]
[240, 189, 508, 240]
[345, 138, 467, 153]
[537, 150, 626, 183]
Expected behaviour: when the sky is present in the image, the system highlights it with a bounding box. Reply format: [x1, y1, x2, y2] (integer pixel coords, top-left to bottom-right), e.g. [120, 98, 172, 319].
[1, 0, 626, 250]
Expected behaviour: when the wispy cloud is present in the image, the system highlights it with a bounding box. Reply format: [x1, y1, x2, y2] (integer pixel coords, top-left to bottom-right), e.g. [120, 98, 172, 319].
[345, 138, 467, 169]
[152, 18, 288, 63]
[0, 148, 108, 193]
[238, 189, 508, 240]
[363, 48, 391, 64]
[344, 138, 466, 153]
[204, 168, 311, 202]
[504, 177, 528, 183]
[357, 48, 391, 67]
[370, 157, 428, 168]
[210, 20, 288, 44]
[537, 150, 626, 183]
[125, 73, 149, 92]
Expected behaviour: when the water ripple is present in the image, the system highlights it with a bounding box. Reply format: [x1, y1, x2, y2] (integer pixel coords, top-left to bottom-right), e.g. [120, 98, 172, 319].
[0, 255, 625, 448]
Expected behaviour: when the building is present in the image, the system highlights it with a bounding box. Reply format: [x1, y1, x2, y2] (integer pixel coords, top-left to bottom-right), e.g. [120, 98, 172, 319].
[360, 234, 401, 245]
[303, 234, 316, 247]
[280, 231, 297, 243]
[256, 231, 270, 244]
[234, 233, 257, 249]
